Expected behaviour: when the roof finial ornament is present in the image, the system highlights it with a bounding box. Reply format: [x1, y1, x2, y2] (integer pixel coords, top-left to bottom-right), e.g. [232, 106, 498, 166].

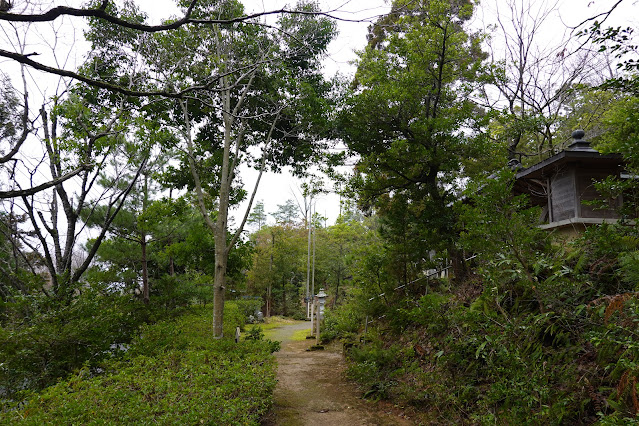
[572, 129, 585, 141]
[568, 129, 596, 152]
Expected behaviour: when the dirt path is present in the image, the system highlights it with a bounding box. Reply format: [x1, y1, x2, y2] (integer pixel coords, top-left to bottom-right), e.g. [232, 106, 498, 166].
[263, 321, 413, 426]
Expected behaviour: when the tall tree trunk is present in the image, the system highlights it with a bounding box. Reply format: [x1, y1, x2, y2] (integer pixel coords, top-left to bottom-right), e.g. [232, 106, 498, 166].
[211, 74, 235, 338]
[141, 235, 149, 304]
[267, 230, 274, 317]
[213, 241, 228, 337]
[282, 284, 287, 316]
[141, 172, 150, 304]
[179, 96, 227, 338]
[266, 286, 271, 318]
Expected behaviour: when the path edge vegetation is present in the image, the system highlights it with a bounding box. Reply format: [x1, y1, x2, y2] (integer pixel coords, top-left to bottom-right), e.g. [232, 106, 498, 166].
[318, 0, 639, 423]
[2, 0, 639, 423]
[0, 301, 278, 425]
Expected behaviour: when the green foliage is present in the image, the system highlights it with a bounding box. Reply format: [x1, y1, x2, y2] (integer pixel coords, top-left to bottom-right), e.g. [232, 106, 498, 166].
[340, 0, 492, 287]
[247, 200, 267, 231]
[272, 199, 301, 226]
[328, 167, 639, 423]
[459, 170, 567, 314]
[0, 304, 277, 425]
[576, 224, 639, 296]
[151, 273, 211, 310]
[245, 325, 265, 341]
[322, 299, 364, 342]
[246, 224, 306, 316]
[233, 299, 263, 322]
[0, 286, 146, 399]
[341, 296, 596, 424]
[242, 325, 280, 353]
[588, 296, 639, 421]
[579, 19, 639, 96]
[85, 195, 253, 307]
[619, 250, 639, 287]
[347, 339, 401, 400]
[596, 96, 639, 164]
[460, 169, 547, 260]
[0, 72, 23, 145]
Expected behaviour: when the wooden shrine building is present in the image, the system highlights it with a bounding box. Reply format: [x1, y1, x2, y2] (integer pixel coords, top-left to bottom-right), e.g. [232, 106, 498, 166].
[514, 130, 626, 236]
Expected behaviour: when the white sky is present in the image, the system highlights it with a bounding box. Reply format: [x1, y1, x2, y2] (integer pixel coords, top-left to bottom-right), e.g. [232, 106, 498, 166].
[230, 0, 639, 227]
[2, 0, 638, 229]
[137, 0, 392, 226]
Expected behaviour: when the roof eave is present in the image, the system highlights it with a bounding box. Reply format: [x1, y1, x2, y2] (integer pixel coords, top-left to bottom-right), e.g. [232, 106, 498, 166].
[515, 151, 624, 180]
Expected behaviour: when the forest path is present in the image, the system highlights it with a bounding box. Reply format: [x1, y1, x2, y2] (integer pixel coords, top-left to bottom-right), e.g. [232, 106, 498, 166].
[262, 321, 413, 426]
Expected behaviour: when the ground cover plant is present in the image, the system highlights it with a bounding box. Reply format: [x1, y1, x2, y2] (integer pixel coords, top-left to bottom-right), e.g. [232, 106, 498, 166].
[0, 303, 278, 425]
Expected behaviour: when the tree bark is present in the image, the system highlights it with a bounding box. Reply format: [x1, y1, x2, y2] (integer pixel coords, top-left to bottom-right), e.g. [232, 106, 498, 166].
[141, 236, 149, 304]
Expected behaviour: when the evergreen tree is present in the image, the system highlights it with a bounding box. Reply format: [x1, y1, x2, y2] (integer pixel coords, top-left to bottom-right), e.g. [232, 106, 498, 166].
[340, 0, 489, 281]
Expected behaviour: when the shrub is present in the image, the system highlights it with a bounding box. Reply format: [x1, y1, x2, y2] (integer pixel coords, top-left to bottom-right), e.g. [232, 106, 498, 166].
[322, 298, 364, 341]
[244, 325, 281, 353]
[0, 287, 146, 398]
[245, 325, 265, 341]
[234, 298, 262, 317]
[1, 304, 277, 425]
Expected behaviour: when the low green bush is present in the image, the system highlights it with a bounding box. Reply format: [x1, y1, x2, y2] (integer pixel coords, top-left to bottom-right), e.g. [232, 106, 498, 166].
[322, 170, 639, 423]
[245, 324, 265, 341]
[233, 298, 263, 321]
[322, 298, 364, 342]
[0, 287, 146, 398]
[244, 325, 281, 352]
[1, 302, 277, 425]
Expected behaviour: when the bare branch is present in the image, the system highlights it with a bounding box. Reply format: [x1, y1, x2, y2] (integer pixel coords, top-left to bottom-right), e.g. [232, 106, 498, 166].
[180, 98, 217, 234]
[0, 2, 371, 29]
[0, 166, 86, 198]
[0, 65, 30, 164]
[570, 0, 624, 30]
[228, 112, 280, 251]
[0, 47, 219, 98]
[71, 156, 149, 283]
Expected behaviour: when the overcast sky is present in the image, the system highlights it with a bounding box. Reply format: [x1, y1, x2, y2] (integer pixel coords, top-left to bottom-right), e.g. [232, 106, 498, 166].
[226, 0, 639, 227]
[2, 0, 637, 228]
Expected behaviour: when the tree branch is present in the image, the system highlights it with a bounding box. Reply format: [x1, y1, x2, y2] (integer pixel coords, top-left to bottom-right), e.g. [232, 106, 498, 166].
[0, 166, 86, 199]
[0, 3, 367, 28]
[0, 64, 30, 164]
[71, 156, 148, 283]
[229, 112, 280, 250]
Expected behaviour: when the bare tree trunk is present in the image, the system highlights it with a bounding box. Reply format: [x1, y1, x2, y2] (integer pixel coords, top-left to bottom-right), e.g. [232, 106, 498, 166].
[267, 229, 274, 317]
[179, 33, 276, 337]
[213, 239, 228, 336]
[141, 236, 149, 304]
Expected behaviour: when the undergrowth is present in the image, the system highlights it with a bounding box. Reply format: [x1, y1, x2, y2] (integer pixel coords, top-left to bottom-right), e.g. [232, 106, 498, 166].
[326, 172, 639, 424]
[0, 303, 278, 425]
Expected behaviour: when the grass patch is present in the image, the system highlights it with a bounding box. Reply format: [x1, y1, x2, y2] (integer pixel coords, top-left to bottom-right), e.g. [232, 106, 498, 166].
[291, 328, 313, 341]
[262, 316, 300, 328]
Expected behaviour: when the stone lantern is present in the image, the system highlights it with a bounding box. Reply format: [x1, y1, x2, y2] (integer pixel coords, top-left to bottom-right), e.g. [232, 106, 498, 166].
[310, 288, 328, 345]
[316, 288, 327, 320]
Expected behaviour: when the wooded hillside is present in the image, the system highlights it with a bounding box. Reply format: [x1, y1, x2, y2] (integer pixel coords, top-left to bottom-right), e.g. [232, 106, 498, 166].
[1, 0, 638, 423]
